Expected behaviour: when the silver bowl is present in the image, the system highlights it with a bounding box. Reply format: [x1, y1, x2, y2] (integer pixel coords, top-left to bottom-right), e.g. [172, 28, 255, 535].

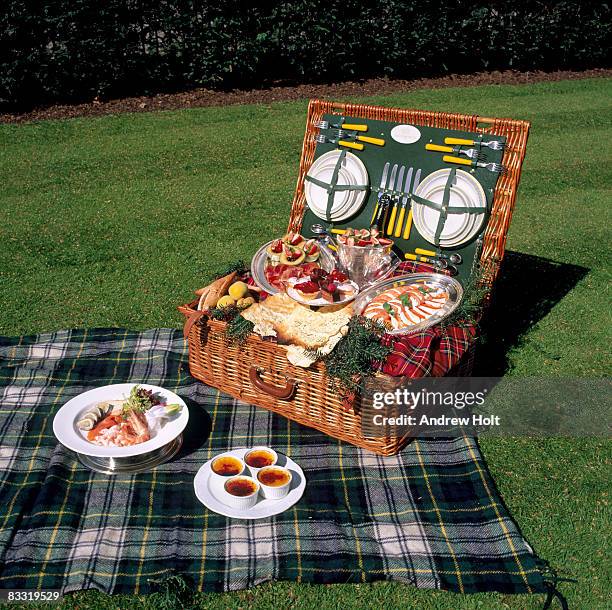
[74, 435, 183, 475]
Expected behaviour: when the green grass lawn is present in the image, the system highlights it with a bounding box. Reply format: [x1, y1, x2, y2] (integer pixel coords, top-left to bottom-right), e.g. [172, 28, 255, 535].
[1, 77, 611, 609]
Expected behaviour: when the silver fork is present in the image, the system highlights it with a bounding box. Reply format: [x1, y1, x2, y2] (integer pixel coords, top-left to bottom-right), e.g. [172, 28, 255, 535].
[475, 161, 507, 174]
[481, 140, 505, 151]
[457, 148, 486, 161]
[313, 134, 364, 151]
[316, 119, 367, 131]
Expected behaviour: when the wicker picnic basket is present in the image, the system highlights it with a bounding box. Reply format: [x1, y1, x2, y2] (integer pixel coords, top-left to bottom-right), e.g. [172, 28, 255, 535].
[179, 99, 530, 455]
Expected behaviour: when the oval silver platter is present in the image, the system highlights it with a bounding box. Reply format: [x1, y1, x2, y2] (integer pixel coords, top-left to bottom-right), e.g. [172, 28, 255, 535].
[353, 273, 464, 335]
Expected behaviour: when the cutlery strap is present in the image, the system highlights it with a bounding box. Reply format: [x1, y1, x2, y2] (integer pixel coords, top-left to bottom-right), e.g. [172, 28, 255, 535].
[305, 150, 368, 222]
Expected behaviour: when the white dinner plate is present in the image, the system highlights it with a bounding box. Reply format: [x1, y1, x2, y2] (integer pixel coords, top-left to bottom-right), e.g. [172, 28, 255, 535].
[194, 448, 306, 519]
[305, 150, 369, 221]
[306, 162, 356, 215]
[52, 383, 189, 458]
[412, 169, 487, 248]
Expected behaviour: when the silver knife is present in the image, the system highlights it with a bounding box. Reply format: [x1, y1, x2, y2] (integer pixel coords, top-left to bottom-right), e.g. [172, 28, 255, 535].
[388, 164, 398, 194]
[394, 167, 413, 238]
[372, 162, 390, 224]
[382, 164, 399, 231]
[412, 168, 422, 192]
[401, 168, 422, 240]
[395, 166, 405, 198]
[377, 162, 390, 198]
[386, 165, 404, 235]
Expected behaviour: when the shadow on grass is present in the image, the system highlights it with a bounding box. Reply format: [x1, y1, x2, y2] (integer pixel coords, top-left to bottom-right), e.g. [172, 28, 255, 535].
[474, 250, 589, 376]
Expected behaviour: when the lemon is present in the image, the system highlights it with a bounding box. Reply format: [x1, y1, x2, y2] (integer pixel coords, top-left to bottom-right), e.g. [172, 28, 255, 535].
[216, 295, 236, 308]
[228, 281, 249, 300]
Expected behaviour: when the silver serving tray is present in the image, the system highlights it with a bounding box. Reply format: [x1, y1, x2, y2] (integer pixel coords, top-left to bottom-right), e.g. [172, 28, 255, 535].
[74, 435, 182, 475]
[250, 240, 336, 295]
[353, 273, 464, 335]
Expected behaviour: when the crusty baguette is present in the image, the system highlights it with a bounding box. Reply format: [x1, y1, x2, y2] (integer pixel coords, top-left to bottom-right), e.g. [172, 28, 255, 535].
[201, 272, 237, 310]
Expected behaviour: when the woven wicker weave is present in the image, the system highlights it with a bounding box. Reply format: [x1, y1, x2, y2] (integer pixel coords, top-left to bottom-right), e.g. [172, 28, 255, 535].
[179, 100, 530, 455]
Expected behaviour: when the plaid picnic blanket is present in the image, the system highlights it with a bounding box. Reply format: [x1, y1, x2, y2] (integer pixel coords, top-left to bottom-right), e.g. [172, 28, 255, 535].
[0, 328, 547, 596]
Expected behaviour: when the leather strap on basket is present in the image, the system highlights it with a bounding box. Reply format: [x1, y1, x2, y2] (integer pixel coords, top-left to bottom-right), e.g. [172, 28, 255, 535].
[183, 309, 206, 339]
[411, 168, 487, 248]
[305, 150, 368, 222]
[249, 367, 296, 400]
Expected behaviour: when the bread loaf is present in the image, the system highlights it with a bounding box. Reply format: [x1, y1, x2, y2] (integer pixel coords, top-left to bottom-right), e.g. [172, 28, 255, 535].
[241, 292, 352, 350]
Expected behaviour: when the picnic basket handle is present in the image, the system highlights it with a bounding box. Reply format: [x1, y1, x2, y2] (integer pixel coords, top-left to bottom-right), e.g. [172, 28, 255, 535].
[183, 309, 206, 338]
[249, 367, 296, 400]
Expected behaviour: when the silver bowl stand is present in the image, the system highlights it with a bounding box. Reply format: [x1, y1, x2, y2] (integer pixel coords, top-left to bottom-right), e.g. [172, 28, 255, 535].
[76, 434, 183, 475]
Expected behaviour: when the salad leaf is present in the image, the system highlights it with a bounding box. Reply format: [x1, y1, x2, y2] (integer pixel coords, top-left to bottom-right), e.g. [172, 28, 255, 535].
[399, 293, 413, 309]
[121, 386, 162, 419]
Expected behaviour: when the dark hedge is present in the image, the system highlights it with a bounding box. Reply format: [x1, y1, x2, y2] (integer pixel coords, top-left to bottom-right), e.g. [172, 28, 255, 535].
[1, 1, 610, 110]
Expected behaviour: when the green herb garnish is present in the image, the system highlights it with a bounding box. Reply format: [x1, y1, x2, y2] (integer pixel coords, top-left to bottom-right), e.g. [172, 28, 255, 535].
[399, 293, 413, 309]
[121, 386, 160, 419]
[225, 314, 255, 344]
[305, 316, 392, 397]
[383, 302, 396, 317]
[210, 260, 248, 282]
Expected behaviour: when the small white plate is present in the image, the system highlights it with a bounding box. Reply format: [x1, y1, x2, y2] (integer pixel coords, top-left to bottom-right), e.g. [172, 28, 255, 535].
[53, 383, 189, 458]
[285, 277, 359, 307]
[390, 124, 421, 144]
[194, 448, 306, 519]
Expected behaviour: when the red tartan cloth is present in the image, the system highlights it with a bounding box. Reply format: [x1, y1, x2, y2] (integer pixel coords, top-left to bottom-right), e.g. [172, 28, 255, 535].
[378, 261, 476, 378]
[248, 260, 476, 378]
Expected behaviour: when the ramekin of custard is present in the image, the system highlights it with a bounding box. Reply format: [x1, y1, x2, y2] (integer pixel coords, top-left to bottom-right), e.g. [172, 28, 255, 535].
[244, 447, 278, 474]
[257, 465, 292, 499]
[222, 475, 260, 509]
[211, 454, 245, 482]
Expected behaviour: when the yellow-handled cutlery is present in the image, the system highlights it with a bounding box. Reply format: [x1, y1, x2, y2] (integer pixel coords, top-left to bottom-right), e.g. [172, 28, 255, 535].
[403, 168, 421, 240]
[405, 252, 458, 275]
[415, 247, 462, 264]
[444, 137, 505, 151]
[316, 120, 368, 132]
[386, 165, 405, 235]
[334, 129, 385, 147]
[405, 252, 431, 263]
[314, 134, 364, 151]
[394, 167, 412, 237]
[442, 155, 507, 174]
[426, 143, 485, 161]
[371, 162, 391, 225]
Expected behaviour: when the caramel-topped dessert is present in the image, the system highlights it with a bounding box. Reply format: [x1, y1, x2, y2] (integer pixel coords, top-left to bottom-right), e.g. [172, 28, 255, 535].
[258, 467, 291, 487]
[212, 456, 243, 476]
[245, 449, 276, 469]
[225, 477, 258, 497]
